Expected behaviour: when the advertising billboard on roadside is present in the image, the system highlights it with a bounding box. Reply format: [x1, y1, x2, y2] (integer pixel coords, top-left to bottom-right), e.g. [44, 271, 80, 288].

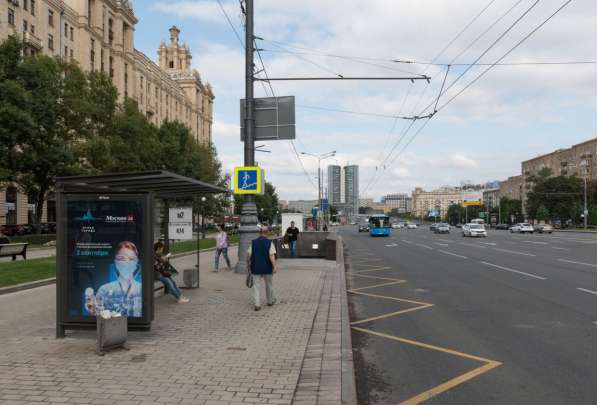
[62, 195, 151, 323]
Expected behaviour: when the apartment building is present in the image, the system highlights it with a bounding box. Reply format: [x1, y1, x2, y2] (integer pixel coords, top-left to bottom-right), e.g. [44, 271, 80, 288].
[411, 187, 464, 219]
[1, 0, 214, 226]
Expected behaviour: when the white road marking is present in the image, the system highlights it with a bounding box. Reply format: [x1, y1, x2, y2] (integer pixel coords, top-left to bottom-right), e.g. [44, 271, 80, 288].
[402, 240, 414, 245]
[492, 248, 536, 257]
[438, 239, 451, 243]
[415, 243, 433, 250]
[479, 242, 497, 246]
[480, 261, 546, 280]
[551, 247, 569, 251]
[385, 243, 398, 247]
[435, 243, 449, 247]
[577, 288, 597, 296]
[558, 259, 597, 268]
[521, 240, 548, 245]
[439, 250, 468, 259]
[460, 242, 487, 249]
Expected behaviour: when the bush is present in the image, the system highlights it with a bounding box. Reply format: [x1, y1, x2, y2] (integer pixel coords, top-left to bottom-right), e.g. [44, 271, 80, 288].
[11, 234, 56, 246]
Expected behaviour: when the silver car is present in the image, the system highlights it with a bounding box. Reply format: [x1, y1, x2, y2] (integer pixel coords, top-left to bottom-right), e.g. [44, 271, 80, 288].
[463, 223, 487, 237]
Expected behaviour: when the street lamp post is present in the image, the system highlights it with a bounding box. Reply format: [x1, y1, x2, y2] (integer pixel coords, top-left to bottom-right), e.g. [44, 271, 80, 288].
[301, 150, 336, 230]
[584, 176, 588, 230]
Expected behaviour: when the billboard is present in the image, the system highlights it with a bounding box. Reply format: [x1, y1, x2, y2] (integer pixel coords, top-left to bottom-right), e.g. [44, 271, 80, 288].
[60, 194, 151, 325]
[462, 191, 483, 206]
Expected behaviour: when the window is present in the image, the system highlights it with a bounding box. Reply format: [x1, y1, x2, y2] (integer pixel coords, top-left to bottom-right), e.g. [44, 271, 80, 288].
[108, 18, 113, 45]
[70, 27, 74, 41]
[23, 20, 28, 33]
[65, 46, 68, 58]
[169, 61, 174, 69]
[31, 25, 35, 34]
[49, 10, 54, 27]
[90, 39, 95, 70]
[109, 56, 113, 78]
[100, 48, 104, 72]
[31, 0, 36, 16]
[70, 49, 74, 60]
[87, 0, 92, 26]
[24, 0, 29, 11]
[124, 63, 128, 97]
[48, 34, 54, 50]
[64, 23, 68, 37]
[8, 8, 15, 26]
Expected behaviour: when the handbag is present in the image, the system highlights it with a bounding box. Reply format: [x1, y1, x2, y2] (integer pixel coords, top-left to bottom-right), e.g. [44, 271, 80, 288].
[245, 269, 254, 288]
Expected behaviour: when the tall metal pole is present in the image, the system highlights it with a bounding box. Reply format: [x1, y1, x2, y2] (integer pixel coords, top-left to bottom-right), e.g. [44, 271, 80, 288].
[318, 162, 321, 230]
[236, 0, 258, 274]
[584, 177, 588, 231]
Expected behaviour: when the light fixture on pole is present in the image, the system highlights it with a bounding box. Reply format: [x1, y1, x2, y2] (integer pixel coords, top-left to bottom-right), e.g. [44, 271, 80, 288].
[300, 150, 336, 230]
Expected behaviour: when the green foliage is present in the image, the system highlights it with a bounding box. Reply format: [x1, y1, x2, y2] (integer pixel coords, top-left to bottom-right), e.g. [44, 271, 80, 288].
[589, 204, 597, 226]
[11, 234, 56, 246]
[526, 175, 583, 221]
[536, 205, 550, 222]
[498, 198, 523, 224]
[233, 182, 280, 225]
[0, 257, 56, 288]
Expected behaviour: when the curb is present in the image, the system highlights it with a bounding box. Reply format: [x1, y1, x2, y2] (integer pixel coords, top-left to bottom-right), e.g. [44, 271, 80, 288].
[0, 245, 239, 296]
[337, 235, 358, 405]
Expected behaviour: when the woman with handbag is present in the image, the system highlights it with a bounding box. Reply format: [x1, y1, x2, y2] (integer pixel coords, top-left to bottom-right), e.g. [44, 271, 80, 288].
[154, 241, 190, 304]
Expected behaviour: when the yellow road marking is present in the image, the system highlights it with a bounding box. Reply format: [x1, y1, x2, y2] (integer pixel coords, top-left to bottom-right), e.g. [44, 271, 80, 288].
[348, 258, 502, 404]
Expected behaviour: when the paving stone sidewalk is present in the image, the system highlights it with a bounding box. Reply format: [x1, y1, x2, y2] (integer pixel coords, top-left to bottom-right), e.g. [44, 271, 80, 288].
[0, 249, 344, 405]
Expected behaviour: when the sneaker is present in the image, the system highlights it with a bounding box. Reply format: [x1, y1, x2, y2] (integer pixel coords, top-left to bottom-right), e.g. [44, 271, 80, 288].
[178, 297, 190, 304]
[254, 306, 261, 311]
[267, 299, 277, 307]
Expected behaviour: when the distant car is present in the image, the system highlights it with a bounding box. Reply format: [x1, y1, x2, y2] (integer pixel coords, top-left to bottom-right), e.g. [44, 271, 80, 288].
[349, 222, 357, 225]
[406, 223, 418, 229]
[358, 225, 369, 232]
[495, 223, 510, 230]
[434, 223, 450, 234]
[535, 224, 553, 234]
[455, 223, 463, 229]
[391, 223, 401, 229]
[429, 223, 439, 231]
[510, 223, 534, 234]
[462, 223, 487, 237]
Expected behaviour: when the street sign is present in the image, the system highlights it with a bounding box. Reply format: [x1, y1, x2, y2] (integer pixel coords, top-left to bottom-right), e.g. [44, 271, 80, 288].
[429, 208, 439, 217]
[240, 96, 296, 141]
[233, 166, 263, 194]
[322, 198, 329, 211]
[168, 207, 193, 240]
[479, 212, 486, 218]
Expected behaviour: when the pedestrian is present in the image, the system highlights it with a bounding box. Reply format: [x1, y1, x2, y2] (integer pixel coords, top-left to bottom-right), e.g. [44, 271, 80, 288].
[154, 241, 190, 304]
[323, 223, 328, 232]
[214, 224, 232, 272]
[285, 221, 300, 258]
[246, 225, 277, 311]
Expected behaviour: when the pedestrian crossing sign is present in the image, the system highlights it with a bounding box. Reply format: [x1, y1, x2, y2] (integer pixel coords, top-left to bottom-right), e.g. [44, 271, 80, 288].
[234, 166, 263, 194]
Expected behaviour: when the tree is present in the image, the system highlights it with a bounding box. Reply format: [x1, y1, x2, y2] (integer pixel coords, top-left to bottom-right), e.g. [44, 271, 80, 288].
[589, 204, 597, 226]
[0, 37, 107, 231]
[536, 205, 550, 222]
[234, 182, 279, 225]
[526, 175, 583, 222]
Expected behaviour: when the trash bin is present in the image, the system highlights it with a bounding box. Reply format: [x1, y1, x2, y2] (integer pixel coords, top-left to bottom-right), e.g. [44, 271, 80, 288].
[183, 268, 198, 288]
[96, 315, 128, 356]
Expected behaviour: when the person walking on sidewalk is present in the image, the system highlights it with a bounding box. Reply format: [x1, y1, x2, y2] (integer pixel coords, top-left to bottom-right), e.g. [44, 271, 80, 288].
[246, 225, 277, 311]
[285, 221, 300, 258]
[214, 224, 232, 272]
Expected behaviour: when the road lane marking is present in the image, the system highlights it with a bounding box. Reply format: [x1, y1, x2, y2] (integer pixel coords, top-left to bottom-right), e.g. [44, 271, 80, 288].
[347, 251, 502, 404]
[438, 239, 451, 243]
[479, 242, 496, 246]
[551, 247, 569, 251]
[402, 240, 414, 244]
[439, 250, 468, 259]
[492, 248, 536, 257]
[435, 243, 449, 247]
[480, 261, 546, 280]
[558, 259, 597, 268]
[415, 243, 433, 250]
[386, 243, 398, 247]
[460, 242, 487, 249]
[521, 240, 548, 245]
[577, 288, 597, 296]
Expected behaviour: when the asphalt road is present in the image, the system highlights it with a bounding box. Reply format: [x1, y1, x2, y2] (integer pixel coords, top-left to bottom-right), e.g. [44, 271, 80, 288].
[339, 226, 597, 405]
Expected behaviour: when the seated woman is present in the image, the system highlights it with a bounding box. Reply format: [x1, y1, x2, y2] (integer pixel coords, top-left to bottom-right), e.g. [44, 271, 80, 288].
[153, 241, 190, 304]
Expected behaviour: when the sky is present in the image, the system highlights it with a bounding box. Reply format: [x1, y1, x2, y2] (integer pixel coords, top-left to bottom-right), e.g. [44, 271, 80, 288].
[132, 0, 597, 202]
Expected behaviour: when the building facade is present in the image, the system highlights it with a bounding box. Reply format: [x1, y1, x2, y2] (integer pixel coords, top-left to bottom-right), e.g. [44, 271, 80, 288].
[287, 200, 318, 215]
[1, 0, 214, 226]
[521, 138, 597, 209]
[499, 175, 523, 201]
[411, 187, 464, 219]
[381, 193, 412, 214]
[483, 189, 500, 210]
[344, 165, 359, 221]
[327, 165, 342, 207]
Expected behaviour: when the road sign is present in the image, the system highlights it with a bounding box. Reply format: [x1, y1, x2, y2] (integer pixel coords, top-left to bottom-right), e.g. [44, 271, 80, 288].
[479, 212, 486, 218]
[168, 207, 193, 240]
[234, 166, 263, 194]
[322, 198, 329, 211]
[429, 208, 439, 217]
[240, 96, 296, 141]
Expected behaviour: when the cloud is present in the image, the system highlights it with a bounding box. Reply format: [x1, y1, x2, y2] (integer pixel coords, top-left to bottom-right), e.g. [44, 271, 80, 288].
[449, 153, 479, 169]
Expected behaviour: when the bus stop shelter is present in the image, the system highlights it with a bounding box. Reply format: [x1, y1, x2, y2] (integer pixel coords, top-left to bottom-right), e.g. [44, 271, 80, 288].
[55, 171, 228, 337]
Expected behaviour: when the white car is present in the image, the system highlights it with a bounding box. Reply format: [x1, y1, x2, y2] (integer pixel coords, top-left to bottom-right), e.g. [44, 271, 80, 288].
[462, 223, 487, 237]
[510, 223, 534, 234]
[391, 223, 401, 229]
[406, 223, 418, 229]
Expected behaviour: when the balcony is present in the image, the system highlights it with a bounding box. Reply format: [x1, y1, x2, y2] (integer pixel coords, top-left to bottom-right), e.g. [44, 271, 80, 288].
[23, 32, 43, 50]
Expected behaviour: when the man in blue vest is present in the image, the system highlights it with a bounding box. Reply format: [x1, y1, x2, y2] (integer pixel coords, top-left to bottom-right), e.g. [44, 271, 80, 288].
[246, 224, 277, 311]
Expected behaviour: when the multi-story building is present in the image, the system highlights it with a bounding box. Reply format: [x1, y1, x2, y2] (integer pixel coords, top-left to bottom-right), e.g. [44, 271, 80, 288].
[327, 165, 342, 207]
[287, 200, 318, 215]
[521, 138, 597, 209]
[381, 193, 412, 214]
[344, 165, 359, 221]
[358, 198, 373, 208]
[411, 187, 464, 219]
[0, 0, 214, 226]
[499, 175, 523, 201]
[483, 189, 500, 210]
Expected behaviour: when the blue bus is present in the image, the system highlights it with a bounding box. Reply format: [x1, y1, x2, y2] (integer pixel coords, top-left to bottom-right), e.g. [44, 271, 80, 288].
[369, 215, 391, 237]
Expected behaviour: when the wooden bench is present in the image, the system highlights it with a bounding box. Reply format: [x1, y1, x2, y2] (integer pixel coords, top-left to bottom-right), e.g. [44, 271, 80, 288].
[0, 243, 29, 261]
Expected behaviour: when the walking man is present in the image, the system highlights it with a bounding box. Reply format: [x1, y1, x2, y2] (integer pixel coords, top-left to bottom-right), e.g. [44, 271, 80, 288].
[214, 224, 232, 272]
[246, 225, 277, 311]
[285, 221, 300, 258]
